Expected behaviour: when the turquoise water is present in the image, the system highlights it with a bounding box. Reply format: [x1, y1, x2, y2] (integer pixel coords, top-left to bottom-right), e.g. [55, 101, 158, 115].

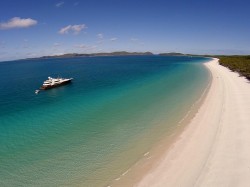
[0, 56, 210, 186]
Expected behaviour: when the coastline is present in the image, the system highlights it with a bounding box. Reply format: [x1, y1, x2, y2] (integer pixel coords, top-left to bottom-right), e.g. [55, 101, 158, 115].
[109, 59, 213, 187]
[0, 56, 211, 187]
[133, 58, 250, 186]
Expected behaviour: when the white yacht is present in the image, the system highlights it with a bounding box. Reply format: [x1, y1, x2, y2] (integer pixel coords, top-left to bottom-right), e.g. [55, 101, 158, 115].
[40, 77, 73, 90]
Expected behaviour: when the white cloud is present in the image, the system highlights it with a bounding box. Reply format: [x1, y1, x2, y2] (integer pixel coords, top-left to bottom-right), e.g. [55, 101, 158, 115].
[110, 37, 118, 41]
[97, 33, 104, 39]
[0, 17, 37, 30]
[59, 25, 71, 34]
[56, 1, 64, 7]
[59, 24, 87, 34]
[71, 25, 85, 33]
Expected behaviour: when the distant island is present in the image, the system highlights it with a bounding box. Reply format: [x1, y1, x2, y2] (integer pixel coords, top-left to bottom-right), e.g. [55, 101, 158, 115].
[26, 51, 192, 60]
[158, 52, 186, 56]
[25, 52, 250, 81]
[29, 51, 154, 60]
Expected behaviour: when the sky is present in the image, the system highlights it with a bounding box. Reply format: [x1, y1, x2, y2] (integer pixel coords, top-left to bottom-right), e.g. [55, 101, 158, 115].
[0, 0, 250, 61]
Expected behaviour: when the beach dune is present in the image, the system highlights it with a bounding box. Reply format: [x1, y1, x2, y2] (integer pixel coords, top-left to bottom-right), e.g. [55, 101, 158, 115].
[137, 58, 250, 187]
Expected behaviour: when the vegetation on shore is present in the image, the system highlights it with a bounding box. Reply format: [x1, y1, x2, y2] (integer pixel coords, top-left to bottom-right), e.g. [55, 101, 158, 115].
[215, 56, 250, 80]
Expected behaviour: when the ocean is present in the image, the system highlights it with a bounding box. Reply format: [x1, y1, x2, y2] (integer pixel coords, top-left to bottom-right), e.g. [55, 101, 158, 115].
[0, 56, 210, 186]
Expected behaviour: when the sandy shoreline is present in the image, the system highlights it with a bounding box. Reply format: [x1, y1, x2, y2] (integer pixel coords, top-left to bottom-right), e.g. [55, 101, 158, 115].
[135, 58, 250, 187]
[109, 59, 212, 187]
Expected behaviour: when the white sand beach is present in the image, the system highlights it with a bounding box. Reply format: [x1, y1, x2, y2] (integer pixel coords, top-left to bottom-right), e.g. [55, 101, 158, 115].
[136, 58, 250, 187]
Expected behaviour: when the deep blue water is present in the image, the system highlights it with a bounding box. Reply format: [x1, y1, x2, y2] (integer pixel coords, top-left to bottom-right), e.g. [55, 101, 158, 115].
[0, 56, 210, 186]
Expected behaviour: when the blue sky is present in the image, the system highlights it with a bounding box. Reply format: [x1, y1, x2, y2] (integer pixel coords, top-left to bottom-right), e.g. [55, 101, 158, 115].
[0, 0, 250, 61]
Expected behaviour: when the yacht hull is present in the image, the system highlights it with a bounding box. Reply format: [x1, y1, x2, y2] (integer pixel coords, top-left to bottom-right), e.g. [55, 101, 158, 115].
[40, 79, 72, 90]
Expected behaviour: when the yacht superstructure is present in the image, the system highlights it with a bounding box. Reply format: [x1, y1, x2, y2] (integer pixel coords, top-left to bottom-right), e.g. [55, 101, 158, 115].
[40, 77, 73, 90]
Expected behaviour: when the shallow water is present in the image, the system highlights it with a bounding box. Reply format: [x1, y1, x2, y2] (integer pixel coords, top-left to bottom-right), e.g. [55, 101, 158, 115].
[0, 56, 210, 186]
